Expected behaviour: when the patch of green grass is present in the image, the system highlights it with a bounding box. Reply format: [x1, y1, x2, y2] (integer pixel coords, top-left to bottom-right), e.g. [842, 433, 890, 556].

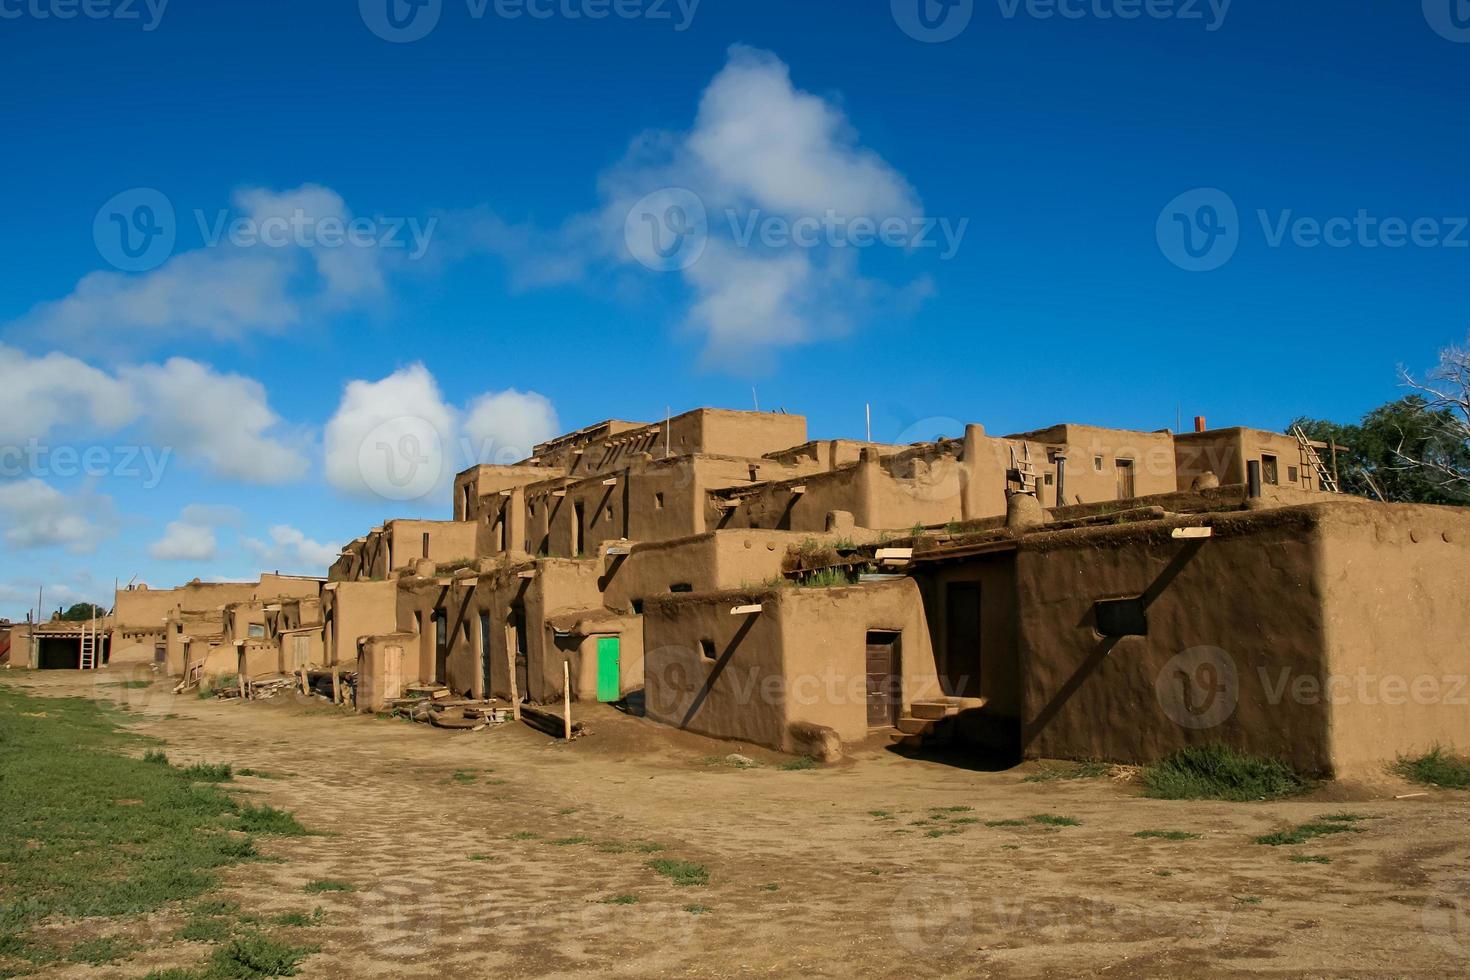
[759, 883, 779, 891]
[1236, 895, 1261, 905]
[1393, 746, 1470, 789]
[182, 762, 235, 783]
[449, 770, 477, 784]
[66, 936, 132, 965]
[270, 909, 323, 928]
[1155, 870, 1173, 877]
[0, 687, 269, 968]
[236, 769, 285, 780]
[600, 895, 639, 905]
[208, 934, 317, 977]
[1030, 814, 1080, 827]
[682, 904, 713, 915]
[1290, 854, 1332, 865]
[235, 804, 309, 837]
[950, 817, 980, 825]
[1022, 761, 1109, 783]
[302, 880, 355, 894]
[648, 859, 709, 887]
[1318, 812, 1371, 823]
[868, 809, 894, 820]
[507, 831, 539, 841]
[557, 807, 577, 815]
[177, 916, 235, 943]
[1141, 744, 1309, 801]
[985, 819, 1028, 827]
[930, 805, 973, 814]
[1253, 820, 1363, 847]
[777, 756, 819, 771]
[925, 828, 961, 838]
[550, 836, 590, 846]
[468, 854, 492, 862]
[595, 840, 664, 854]
[1133, 830, 1201, 841]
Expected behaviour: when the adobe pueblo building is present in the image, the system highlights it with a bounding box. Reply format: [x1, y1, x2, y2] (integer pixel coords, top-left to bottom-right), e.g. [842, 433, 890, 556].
[83, 408, 1470, 777]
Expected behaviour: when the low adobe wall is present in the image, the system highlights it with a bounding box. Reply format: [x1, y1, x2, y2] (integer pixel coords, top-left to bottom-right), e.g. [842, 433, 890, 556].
[643, 580, 937, 753]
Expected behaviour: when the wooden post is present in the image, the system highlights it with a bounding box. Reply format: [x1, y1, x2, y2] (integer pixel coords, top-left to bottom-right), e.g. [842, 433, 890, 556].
[504, 629, 522, 721]
[238, 673, 246, 701]
[562, 660, 572, 740]
[331, 669, 341, 704]
[299, 666, 308, 696]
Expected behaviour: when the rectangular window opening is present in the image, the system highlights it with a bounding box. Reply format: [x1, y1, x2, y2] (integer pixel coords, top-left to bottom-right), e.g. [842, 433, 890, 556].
[1094, 597, 1147, 637]
[700, 639, 717, 660]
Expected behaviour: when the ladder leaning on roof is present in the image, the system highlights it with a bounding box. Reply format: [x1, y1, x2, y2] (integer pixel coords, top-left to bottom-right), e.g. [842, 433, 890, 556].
[79, 615, 99, 670]
[1291, 424, 1340, 493]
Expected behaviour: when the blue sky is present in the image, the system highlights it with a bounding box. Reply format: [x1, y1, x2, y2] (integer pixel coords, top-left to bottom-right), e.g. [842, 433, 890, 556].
[0, 0, 1465, 618]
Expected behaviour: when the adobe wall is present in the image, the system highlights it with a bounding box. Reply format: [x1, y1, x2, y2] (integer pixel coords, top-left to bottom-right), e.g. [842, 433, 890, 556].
[1006, 424, 1177, 508]
[599, 530, 801, 611]
[324, 580, 400, 666]
[1315, 502, 1470, 772]
[388, 521, 478, 569]
[643, 580, 937, 752]
[915, 553, 1020, 710]
[1015, 509, 1333, 773]
[1175, 428, 1330, 493]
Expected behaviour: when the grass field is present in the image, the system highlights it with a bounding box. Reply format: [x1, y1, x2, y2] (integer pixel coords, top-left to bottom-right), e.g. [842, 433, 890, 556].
[0, 684, 315, 978]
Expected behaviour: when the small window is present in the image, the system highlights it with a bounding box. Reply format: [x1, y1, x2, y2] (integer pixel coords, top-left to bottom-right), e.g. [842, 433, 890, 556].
[247, 624, 265, 638]
[1093, 455, 1103, 472]
[1287, 465, 1299, 483]
[631, 599, 644, 615]
[654, 492, 664, 510]
[670, 583, 693, 593]
[700, 640, 717, 661]
[1044, 473, 1054, 485]
[1094, 597, 1147, 637]
[605, 506, 614, 523]
[1261, 454, 1279, 486]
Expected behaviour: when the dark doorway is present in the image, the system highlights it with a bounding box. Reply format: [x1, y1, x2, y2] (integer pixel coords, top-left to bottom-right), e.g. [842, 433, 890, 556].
[433, 611, 448, 685]
[865, 631, 901, 728]
[479, 611, 492, 698]
[944, 582, 982, 698]
[510, 604, 530, 699]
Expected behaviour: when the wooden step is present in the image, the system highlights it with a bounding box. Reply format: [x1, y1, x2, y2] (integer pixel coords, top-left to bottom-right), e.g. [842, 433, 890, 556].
[896, 716, 934, 735]
[908, 700, 952, 720]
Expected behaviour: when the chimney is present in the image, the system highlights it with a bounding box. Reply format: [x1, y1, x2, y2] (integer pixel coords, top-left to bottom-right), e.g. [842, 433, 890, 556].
[1193, 416, 1207, 433]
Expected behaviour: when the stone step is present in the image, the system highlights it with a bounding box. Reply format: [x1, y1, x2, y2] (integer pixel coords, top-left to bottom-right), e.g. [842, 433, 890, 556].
[908, 700, 953, 720]
[896, 716, 934, 735]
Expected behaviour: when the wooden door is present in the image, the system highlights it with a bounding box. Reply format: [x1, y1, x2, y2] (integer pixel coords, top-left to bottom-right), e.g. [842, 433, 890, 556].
[596, 637, 621, 702]
[1116, 459, 1136, 499]
[865, 631, 901, 728]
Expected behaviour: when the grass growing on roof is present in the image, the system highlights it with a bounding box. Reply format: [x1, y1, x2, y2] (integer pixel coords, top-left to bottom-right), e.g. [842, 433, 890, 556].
[0, 686, 274, 973]
[1141, 744, 1309, 801]
[1392, 746, 1470, 789]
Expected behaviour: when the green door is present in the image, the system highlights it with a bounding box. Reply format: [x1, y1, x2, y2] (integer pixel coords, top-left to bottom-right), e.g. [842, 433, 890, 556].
[596, 637, 621, 702]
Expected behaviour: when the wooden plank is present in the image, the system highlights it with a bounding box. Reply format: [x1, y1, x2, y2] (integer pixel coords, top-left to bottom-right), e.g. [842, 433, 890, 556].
[562, 661, 572, 740]
[731, 604, 763, 615]
[1171, 527, 1213, 539]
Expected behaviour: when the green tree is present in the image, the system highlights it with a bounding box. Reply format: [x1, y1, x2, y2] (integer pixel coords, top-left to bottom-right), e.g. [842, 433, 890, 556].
[57, 602, 107, 622]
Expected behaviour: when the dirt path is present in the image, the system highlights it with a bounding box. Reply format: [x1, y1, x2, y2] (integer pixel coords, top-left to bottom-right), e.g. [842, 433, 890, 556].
[9, 666, 1470, 978]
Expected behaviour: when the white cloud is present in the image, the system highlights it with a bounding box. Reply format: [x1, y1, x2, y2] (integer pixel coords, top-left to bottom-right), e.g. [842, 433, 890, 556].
[13, 183, 398, 352]
[324, 365, 559, 501]
[0, 479, 113, 553]
[150, 521, 217, 562]
[148, 504, 242, 562]
[454, 45, 928, 368]
[244, 525, 339, 574]
[462, 389, 559, 465]
[0, 344, 139, 443]
[120, 359, 310, 484]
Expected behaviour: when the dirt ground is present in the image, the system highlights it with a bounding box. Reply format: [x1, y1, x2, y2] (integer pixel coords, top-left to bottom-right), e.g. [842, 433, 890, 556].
[7, 666, 1470, 979]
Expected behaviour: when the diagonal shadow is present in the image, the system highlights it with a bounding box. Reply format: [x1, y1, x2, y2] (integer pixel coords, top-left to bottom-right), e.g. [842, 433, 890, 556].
[679, 615, 758, 730]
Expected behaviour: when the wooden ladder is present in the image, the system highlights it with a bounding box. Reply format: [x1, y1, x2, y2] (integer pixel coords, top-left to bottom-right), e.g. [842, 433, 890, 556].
[1009, 443, 1039, 494]
[79, 617, 98, 670]
[1291, 424, 1340, 493]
